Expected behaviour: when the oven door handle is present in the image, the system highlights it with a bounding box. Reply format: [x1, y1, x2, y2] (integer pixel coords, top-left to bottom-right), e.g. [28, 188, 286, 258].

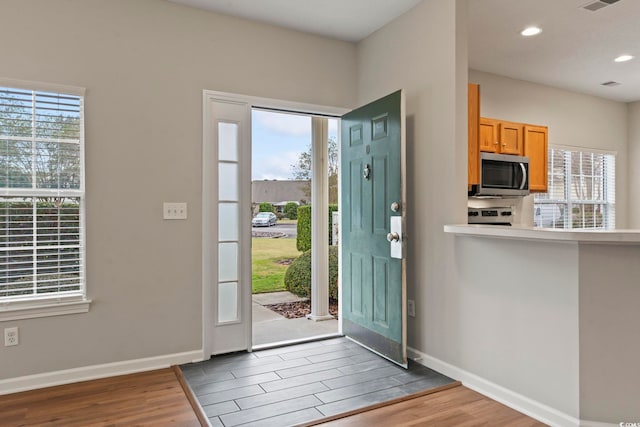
[519, 163, 528, 190]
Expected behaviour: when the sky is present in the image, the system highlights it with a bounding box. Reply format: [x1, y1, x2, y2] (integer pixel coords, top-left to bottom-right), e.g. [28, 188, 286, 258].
[251, 109, 338, 180]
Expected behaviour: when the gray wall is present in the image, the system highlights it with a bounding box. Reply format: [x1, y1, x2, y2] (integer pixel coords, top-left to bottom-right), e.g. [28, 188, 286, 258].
[0, 0, 356, 379]
[579, 244, 640, 421]
[469, 69, 629, 228]
[453, 237, 580, 417]
[629, 101, 640, 228]
[356, 0, 469, 368]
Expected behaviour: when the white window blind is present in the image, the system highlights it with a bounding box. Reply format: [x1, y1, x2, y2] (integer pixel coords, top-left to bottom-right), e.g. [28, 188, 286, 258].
[534, 147, 615, 229]
[1, 86, 85, 303]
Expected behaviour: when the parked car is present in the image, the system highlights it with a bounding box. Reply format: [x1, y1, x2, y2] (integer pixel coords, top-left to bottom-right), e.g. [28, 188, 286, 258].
[252, 212, 277, 227]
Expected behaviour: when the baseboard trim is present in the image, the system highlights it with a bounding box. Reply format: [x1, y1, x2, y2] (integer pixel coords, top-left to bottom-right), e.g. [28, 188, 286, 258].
[407, 346, 581, 427]
[0, 349, 204, 395]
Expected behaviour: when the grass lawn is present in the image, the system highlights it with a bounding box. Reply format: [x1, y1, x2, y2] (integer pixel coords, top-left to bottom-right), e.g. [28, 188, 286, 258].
[252, 237, 300, 294]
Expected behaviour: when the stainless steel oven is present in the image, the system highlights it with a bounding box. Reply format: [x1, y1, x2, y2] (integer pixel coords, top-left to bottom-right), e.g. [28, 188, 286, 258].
[471, 152, 529, 197]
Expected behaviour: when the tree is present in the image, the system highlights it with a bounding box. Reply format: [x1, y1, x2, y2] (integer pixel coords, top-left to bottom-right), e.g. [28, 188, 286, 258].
[284, 202, 298, 219]
[1, 88, 81, 196]
[291, 136, 338, 204]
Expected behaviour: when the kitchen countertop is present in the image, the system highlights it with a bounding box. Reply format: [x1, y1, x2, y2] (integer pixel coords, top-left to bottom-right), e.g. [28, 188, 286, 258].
[444, 224, 640, 244]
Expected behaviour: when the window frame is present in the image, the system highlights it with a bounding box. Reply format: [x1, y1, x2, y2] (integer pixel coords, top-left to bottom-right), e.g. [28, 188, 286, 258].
[534, 144, 616, 230]
[0, 78, 90, 321]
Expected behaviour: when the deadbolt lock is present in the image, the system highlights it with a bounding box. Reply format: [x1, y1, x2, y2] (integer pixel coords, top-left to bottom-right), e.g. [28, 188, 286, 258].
[363, 164, 371, 180]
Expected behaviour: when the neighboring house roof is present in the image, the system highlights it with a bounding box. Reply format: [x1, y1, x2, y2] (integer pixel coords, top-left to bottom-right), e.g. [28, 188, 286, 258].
[252, 180, 309, 204]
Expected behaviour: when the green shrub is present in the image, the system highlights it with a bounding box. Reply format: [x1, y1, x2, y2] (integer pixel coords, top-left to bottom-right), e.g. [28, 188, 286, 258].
[284, 246, 338, 301]
[284, 202, 298, 220]
[259, 202, 274, 212]
[296, 206, 311, 252]
[296, 204, 338, 252]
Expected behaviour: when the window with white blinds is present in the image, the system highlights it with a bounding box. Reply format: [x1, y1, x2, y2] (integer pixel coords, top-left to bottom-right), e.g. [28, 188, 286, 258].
[1, 85, 85, 304]
[534, 147, 615, 229]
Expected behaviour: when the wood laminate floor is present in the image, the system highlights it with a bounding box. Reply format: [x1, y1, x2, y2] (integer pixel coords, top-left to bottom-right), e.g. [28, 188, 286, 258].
[0, 368, 201, 427]
[309, 385, 547, 427]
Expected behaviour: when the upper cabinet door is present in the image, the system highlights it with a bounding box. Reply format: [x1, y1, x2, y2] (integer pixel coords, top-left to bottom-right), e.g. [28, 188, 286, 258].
[499, 121, 524, 155]
[524, 125, 549, 192]
[479, 117, 498, 153]
[479, 118, 524, 155]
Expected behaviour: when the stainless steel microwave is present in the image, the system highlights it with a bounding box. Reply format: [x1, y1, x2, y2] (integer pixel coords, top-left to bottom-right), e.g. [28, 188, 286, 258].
[470, 152, 530, 197]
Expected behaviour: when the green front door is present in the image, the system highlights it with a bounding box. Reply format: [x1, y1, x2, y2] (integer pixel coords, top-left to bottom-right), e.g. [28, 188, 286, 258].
[341, 90, 406, 367]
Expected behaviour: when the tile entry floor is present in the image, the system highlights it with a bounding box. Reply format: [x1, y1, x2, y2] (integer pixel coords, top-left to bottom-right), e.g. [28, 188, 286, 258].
[180, 337, 455, 427]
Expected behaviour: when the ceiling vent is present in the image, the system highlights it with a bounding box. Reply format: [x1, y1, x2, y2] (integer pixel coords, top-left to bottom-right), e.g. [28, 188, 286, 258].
[582, 0, 621, 12]
[601, 81, 621, 87]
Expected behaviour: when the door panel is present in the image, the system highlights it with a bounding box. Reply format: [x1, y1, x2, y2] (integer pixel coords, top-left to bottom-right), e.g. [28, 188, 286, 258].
[341, 90, 406, 367]
[372, 155, 388, 233]
[500, 121, 524, 155]
[524, 125, 549, 192]
[479, 118, 498, 153]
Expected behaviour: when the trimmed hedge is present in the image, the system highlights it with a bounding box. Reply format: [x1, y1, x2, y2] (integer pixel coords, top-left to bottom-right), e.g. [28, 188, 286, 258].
[297, 206, 311, 252]
[284, 246, 338, 301]
[259, 202, 274, 212]
[296, 204, 338, 252]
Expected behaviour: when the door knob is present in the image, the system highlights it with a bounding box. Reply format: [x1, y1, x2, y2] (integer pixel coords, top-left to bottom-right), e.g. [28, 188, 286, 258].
[387, 232, 400, 242]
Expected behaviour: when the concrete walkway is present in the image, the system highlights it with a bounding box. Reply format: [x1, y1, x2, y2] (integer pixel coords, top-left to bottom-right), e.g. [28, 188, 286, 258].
[252, 291, 339, 346]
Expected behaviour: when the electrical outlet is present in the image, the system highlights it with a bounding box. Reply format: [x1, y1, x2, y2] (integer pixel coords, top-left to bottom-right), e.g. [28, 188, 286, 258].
[407, 299, 415, 317]
[163, 202, 187, 220]
[4, 327, 19, 347]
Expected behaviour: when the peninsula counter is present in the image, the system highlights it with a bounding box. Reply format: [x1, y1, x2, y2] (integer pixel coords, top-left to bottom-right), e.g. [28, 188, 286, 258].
[442, 224, 640, 425]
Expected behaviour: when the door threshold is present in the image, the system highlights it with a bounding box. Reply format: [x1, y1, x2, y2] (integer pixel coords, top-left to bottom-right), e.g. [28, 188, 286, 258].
[251, 333, 343, 352]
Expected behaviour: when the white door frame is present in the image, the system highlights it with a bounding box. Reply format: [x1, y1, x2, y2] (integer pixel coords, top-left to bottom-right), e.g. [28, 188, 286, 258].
[202, 90, 348, 357]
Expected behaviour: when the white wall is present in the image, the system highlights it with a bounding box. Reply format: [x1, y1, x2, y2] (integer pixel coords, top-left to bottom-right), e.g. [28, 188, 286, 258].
[629, 102, 640, 228]
[0, 0, 356, 380]
[470, 70, 629, 228]
[356, 0, 469, 383]
[579, 244, 640, 421]
[454, 237, 580, 418]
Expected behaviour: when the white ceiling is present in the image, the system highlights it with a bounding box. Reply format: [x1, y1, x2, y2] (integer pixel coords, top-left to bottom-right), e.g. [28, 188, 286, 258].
[169, 0, 640, 103]
[168, 0, 422, 42]
[468, 0, 640, 103]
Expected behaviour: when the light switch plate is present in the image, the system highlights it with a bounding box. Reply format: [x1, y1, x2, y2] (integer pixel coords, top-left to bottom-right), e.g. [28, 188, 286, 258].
[163, 202, 187, 220]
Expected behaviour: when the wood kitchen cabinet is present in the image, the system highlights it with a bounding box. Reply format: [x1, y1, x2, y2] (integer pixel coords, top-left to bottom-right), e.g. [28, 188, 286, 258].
[468, 83, 548, 193]
[524, 125, 548, 192]
[479, 118, 524, 155]
[468, 83, 480, 187]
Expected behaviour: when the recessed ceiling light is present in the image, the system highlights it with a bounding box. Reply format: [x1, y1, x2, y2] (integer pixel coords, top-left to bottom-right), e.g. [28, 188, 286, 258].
[614, 55, 634, 63]
[521, 26, 542, 37]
